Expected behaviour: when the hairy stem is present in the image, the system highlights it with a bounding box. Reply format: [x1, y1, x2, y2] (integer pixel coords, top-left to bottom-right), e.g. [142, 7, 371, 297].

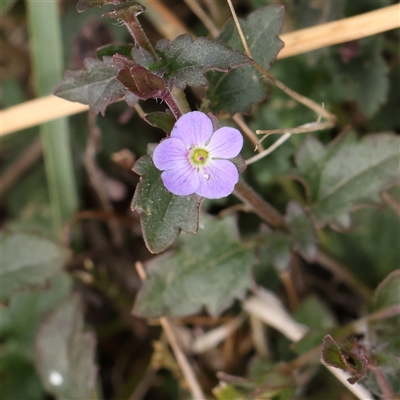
[105, 5, 157, 59]
[163, 90, 183, 120]
[369, 365, 399, 400]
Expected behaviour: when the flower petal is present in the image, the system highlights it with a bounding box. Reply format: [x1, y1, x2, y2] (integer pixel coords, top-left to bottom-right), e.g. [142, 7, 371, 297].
[207, 127, 243, 159]
[153, 138, 188, 171]
[161, 164, 199, 196]
[171, 111, 213, 148]
[196, 160, 239, 199]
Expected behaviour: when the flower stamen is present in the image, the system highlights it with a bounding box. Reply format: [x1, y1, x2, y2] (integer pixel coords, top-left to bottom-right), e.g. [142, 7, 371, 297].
[189, 147, 210, 167]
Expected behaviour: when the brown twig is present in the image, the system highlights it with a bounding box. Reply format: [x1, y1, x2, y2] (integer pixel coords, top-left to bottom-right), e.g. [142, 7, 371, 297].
[232, 114, 264, 152]
[381, 190, 400, 216]
[315, 250, 373, 303]
[84, 112, 124, 247]
[2, 4, 399, 135]
[183, 0, 219, 38]
[369, 365, 399, 400]
[0, 136, 42, 197]
[141, 0, 189, 40]
[233, 179, 287, 230]
[233, 178, 373, 303]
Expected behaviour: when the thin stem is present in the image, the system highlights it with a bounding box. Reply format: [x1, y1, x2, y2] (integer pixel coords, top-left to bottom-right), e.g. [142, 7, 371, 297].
[261, 71, 336, 122]
[370, 366, 399, 400]
[0, 137, 42, 197]
[246, 132, 291, 165]
[225, 0, 336, 122]
[183, 0, 220, 38]
[257, 120, 335, 146]
[233, 179, 287, 230]
[134, 262, 205, 400]
[5, 5, 400, 135]
[315, 250, 373, 303]
[232, 114, 264, 151]
[85, 112, 124, 247]
[163, 90, 183, 120]
[106, 6, 158, 59]
[159, 318, 205, 400]
[381, 190, 400, 216]
[225, 0, 251, 57]
[170, 86, 191, 115]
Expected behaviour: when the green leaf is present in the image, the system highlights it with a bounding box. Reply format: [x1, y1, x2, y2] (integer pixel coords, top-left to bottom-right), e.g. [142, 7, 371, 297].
[54, 57, 134, 115]
[27, 0, 79, 232]
[216, 366, 294, 400]
[0, 351, 44, 400]
[258, 232, 292, 273]
[133, 215, 254, 317]
[373, 270, 400, 311]
[295, 133, 400, 227]
[285, 201, 317, 261]
[35, 295, 97, 400]
[131, 152, 200, 254]
[144, 111, 175, 135]
[325, 36, 389, 116]
[1, 273, 72, 400]
[213, 382, 244, 400]
[1, 232, 70, 300]
[294, 135, 327, 201]
[97, 44, 134, 59]
[321, 335, 368, 384]
[204, 5, 284, 115]
[154, 34, 253, 90]
[0, 0, 17, 14]
[284, 0, 344, 29]
[293, 296, 337, 355]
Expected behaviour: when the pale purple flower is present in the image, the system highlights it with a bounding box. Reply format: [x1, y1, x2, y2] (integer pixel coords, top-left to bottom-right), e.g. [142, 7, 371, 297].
[153, 111, 243, 199]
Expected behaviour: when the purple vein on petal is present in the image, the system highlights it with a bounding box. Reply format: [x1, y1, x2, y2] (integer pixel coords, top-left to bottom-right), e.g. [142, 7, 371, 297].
[153, 138, 189, 171]
[196, 160, 239, 199]
[161, 163, 199, 196]
[171, 111, 213, 148]
[208, 127, 243, 159]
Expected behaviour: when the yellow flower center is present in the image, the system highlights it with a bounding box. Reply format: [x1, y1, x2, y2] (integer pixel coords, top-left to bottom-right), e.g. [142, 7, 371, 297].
[189, 147, 209, 166]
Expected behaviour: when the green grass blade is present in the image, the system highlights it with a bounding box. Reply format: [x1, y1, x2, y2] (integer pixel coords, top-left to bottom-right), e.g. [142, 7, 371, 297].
[26, 0, 78, 232]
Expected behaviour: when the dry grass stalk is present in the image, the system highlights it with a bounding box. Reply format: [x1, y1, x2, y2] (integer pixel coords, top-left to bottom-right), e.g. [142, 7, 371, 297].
[1, 3, 399, 135]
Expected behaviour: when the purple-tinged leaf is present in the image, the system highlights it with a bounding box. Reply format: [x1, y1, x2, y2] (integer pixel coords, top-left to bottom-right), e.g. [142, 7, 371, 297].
[54, 57, 137, 115]
[103, 2, 157, 58]
[321, 335, 368, 384]
[154, 34, 253, 90]
[117, 64, 166, 100]
[114, 55, 182, 118]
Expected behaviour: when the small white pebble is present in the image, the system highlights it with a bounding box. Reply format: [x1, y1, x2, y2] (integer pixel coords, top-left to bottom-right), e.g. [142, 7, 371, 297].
[49, 371, 63, 386]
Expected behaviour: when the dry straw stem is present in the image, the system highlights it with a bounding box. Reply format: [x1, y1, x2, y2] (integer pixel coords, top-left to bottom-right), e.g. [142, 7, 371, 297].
[134, 262, 206, 400]
[1, 3, 399, 135]
[243, 287, 375, 400]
